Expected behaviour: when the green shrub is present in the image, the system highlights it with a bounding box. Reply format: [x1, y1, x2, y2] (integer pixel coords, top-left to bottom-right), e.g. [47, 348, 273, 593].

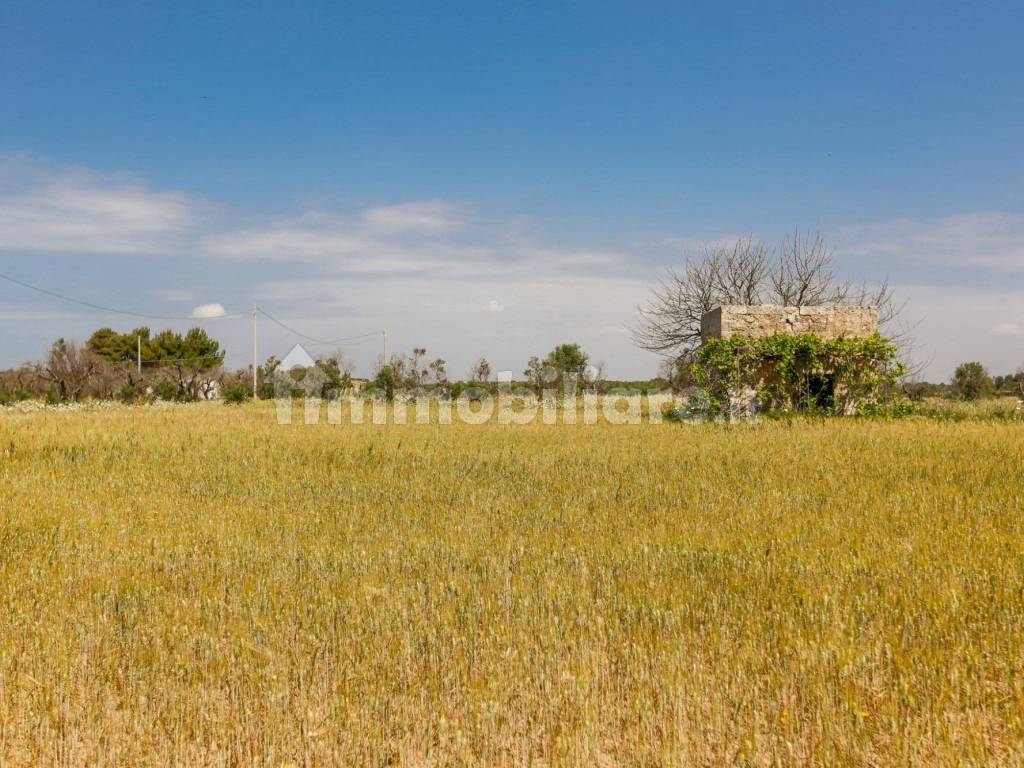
[153, 380, 181, 402]
[951, 361, 993, 401]
[0, 388, 34, 406]
[692, 333, 905, 418]
[223, 386, 251, 405]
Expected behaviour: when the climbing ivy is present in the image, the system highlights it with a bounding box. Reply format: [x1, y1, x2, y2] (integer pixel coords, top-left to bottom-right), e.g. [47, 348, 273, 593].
[692, 333, 905, 417]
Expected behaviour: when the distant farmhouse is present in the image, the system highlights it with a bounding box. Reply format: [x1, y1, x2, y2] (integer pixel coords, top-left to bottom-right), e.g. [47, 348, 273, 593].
[698, 305, 884, 415]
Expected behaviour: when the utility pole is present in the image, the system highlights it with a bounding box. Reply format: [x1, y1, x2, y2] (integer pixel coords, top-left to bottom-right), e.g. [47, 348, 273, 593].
[382, 329, 388, 366]
[252, 305, 258, 398]
[137, 334, 142, 377]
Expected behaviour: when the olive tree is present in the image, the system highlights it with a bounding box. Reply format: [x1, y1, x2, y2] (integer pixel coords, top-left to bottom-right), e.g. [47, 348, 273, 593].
[41, 338, 99, 401]
[951, 361, 993, 401]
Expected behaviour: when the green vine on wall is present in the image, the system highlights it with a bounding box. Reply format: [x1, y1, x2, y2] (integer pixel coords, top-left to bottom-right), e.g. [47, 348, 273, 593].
[692, 333, 905, 416]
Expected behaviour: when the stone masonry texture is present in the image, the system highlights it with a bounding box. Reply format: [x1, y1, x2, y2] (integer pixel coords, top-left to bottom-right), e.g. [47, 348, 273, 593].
[701, 305, 879, 342]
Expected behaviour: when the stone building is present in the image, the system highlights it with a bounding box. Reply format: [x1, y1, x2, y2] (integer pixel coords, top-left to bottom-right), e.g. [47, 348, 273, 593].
[701, 305, 878, 342]
[699, 305, 880, 415]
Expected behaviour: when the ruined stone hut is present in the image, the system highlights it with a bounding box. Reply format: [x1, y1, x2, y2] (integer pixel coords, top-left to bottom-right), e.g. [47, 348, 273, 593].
[699, 305, 880, 413]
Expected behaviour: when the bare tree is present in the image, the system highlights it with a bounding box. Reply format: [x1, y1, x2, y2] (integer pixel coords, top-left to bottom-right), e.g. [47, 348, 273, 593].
[711, 236, 771, 305]
[0, 363, 47, 400]
[635, 229, 902, 364]
[318, 350, 355, 377]
[633, 237, 771, 355]
[771, 229, 845, 306]
[428, 358, 447, 384]
[88, 359, 131, 399]
[41, 339, 99, 401]
[468, 357, 492, 383]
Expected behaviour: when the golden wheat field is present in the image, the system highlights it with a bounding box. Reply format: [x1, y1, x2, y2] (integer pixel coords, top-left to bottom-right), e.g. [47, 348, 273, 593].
[1, 402, 1023, 766]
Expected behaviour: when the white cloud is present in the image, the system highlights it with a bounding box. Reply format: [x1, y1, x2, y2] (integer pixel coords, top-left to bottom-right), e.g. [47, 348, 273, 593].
[993, 322, 1024, 337]
[201, 211, 469, 272]
[838, 212, 1024, 271]
[252, 272, 655, 378]
[360, 201, 464, 234]
[23, 156, 1024, 380]
[191, 303, 227, 318]
[201, 214, 364, 263]
[0, 156, 198, 254]
[201, 208, 633, 282]
[890, 283, 1024, 379]
[522, 248, 621, 268]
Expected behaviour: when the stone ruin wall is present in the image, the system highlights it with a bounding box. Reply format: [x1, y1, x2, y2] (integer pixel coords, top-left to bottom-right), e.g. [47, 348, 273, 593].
[701, 305, 879, 342]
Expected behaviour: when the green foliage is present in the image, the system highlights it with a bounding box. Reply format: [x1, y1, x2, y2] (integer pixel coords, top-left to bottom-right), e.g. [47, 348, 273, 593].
[522, 356, 547, 394]
[149, 328, 225, 401]
[152, 379, 181, 401]
[544, 343, 589, 378]
[88, 326, 223, 373]
[87, 327, 152, 363]
[117, 384, 145, 403]
[521, 343, 591, 395]
[993, 370, 1024, 396]
[692, 333, 905, 417]
[854, 399, 920, 419]
[915, 396, 1023, 422]
[373, 365, 401, 401]
[0, 388, 34, 406]
[311, 357, 352, 398]
[223, 385, 251, 405]
[951, 361, 993, 401]
[86, 325, 224, 401]
[256, 357, 280, 399]
[148, 328, 224, 369]
[469, 357, 492, 384]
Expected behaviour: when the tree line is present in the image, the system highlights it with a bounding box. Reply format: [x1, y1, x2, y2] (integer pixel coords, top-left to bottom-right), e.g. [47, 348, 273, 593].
[0, 327, 227, 404]
[5, 228, 1016, 409]
[0, 327, 622, 405]
[0, 325, 1019, 407]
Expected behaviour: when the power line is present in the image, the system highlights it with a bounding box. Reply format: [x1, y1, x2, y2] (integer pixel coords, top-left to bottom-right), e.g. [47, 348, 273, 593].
[256, 307, 383, 346]
[1, 271, 386, 359]
[0, 272, 243, 321]
[138, 356, 225, 365]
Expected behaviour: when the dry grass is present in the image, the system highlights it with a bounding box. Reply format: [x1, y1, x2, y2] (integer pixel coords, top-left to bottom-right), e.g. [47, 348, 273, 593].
[919, 395, 1023, 421]
[1, 403, 1023, 766]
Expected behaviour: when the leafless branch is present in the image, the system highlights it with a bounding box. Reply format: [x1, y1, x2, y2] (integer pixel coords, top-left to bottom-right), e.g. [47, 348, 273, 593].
[634, 228, 910, 368]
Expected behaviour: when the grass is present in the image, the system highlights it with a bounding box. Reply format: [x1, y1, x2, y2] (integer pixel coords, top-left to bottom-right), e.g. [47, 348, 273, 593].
[1, 402, 1023, 765]
[917, 395, 1024, 421]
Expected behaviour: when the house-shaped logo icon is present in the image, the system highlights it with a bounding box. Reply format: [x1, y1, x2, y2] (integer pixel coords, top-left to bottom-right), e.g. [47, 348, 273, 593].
[271, 343, 330, 400]
[281, 343, 316, 371]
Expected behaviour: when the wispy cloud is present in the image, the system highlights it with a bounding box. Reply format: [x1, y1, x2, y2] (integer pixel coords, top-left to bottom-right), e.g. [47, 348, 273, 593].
[0, 155, 198, 254]
[201, 210, 481, 273]
[201, 207, 632, 280]
[6, 156, 1022, 380]
[838, 212, 1024, 271]
[251, 272, 653, 376]
[201, 215, 368, 265]
[992, 322, 1024, 337]
[360, 201, 464, 234]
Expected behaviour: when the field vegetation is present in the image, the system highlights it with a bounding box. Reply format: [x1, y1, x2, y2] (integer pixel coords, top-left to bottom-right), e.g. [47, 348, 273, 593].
[1, 403, 1023, 765]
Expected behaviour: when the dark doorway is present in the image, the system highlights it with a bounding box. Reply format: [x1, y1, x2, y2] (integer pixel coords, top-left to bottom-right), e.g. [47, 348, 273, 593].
[808, 373, 835, 411]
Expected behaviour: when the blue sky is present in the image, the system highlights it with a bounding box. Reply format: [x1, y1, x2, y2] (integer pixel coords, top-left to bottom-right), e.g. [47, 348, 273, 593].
[1, 1, 1023, 379]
